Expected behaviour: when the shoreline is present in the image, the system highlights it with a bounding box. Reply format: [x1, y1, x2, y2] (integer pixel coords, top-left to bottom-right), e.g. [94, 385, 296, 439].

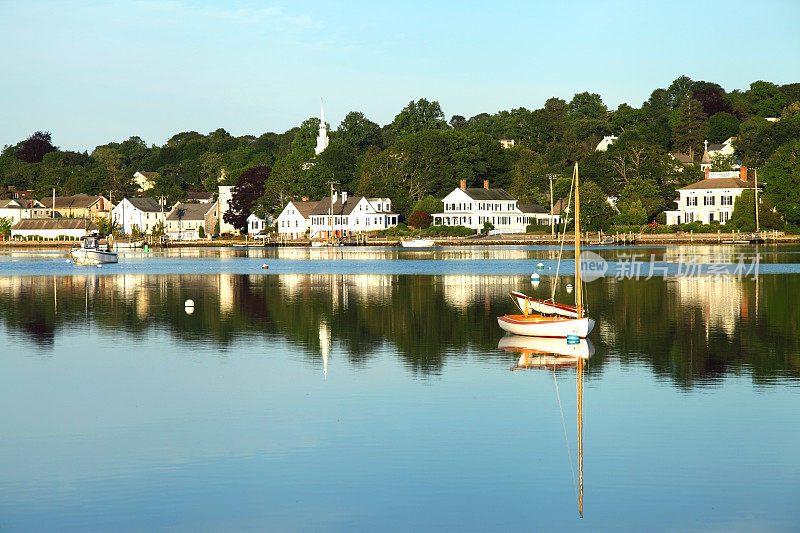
[2, 232, 799, 250]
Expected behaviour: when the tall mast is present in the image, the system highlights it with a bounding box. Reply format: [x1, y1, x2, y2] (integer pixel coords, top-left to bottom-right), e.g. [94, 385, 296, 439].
[577, 357, 584, 518]
[574, 163, 582, 318]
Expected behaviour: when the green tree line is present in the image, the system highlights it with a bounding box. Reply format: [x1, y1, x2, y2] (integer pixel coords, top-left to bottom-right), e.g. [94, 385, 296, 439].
[2, 77, 800, 229]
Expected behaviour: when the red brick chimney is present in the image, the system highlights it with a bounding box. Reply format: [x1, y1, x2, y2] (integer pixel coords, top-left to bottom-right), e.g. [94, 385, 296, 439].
[484, 180, 489, 189]
[460, 179, 467, 191]
[704, 167, 709, 179]
[740, 166, 747, 182]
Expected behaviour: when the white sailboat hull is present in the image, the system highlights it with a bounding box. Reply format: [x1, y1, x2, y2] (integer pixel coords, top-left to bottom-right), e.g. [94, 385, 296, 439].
[71, 249, 118, 265]
[497, 335, 594, 360]
[400, 239, 435, 248]
[497, 316, 595, 338]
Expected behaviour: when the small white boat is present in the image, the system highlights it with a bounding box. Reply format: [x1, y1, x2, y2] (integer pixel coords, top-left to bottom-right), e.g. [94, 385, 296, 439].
[400, 238, 435, 248]
[112, 239, 145, 250]
[311, 241, 328, 247]
[71, 235, 118, 265]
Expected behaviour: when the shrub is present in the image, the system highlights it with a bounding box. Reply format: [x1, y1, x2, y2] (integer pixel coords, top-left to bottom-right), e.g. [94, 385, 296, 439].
[482, 221, 494, 234]
[408, 211, 433, 229]
[422, 225, 475, 237]
[198, 225, 205, 238]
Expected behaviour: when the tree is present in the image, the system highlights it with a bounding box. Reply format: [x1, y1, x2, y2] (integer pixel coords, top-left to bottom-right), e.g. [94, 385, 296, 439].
[577, 181, 614, 230]
[412, 195, 444, 214]
[224, 166, 270, 231]
[449, 115, 466, 129]
[691, 83, 733, 117]
[291, 118, 324, 157]
[198, 225, 205, 238]
[617, 198, 647, 225]
[619, 177, 665, 220]
[730, 190, 783, 231]
[337, 112, 381, 151]
[672, 98, 708, 156]
[408, 211, 433, 229]
[0, 217, 11, 238]
[667, 75, 694, 109]
[391, 99, 447, 135]
[707, 112, 740, 142]
[747, 81, 787, 118]
[568, 92, 607, 120]
[15, 131, 57, 163]
[762, 139, 800, 225]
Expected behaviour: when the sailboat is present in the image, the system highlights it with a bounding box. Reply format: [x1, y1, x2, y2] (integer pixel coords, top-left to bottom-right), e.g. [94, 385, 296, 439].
[500, 334, 588, 517]
[498, 163, 595, 338]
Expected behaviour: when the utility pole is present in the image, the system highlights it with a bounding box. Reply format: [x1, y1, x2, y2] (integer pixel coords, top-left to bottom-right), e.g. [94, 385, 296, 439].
[328, 180, 339, 245]
[548, 175, 556, 236]
[754, 168, 760, 233]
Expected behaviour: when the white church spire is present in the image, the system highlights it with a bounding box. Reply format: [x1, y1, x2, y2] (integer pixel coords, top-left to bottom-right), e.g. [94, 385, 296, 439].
[315, 100, 329, 156]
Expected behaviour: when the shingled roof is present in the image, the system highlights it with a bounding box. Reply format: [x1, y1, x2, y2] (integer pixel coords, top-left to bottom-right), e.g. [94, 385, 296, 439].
[679, 178, 757, 190]
[12, 218, 98, 231]
[287, 200, 320, 218]
[40, 194, 107, 210]
[461, 188, 516, 201]
[166, 202, 216, 221]
[519, 203, 548, 214]
[126, 197, 163, 212]
[311, 196, 364, 216]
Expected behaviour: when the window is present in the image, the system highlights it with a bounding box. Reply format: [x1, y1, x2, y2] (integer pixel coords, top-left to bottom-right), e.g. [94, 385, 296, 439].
[685, 212, 695, 223]
[721, 195, 733, 206]
[704, 196, 715, 206]
[720, 211, 730, 223]
[687, 196, 697, 206]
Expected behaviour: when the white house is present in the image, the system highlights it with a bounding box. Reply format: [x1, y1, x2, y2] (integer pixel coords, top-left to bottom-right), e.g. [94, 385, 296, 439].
[165, 202, 219, 241]
[1, 198, 56, 224]
[247, 213, 276, 237]
[309, 192, 398, 239]
[499, 139, 515, 149]
[111, 197, 166, 235]
[432, 180, 553, 234]
[133, 171, 157, 192]
[665, 167, 756, 225]
[217, 185, 237, 234]
[596, 135, 618, 151]
[707, 137, 737, 159]
[11, 219, 99, 240]
[276, 200, 319, 239]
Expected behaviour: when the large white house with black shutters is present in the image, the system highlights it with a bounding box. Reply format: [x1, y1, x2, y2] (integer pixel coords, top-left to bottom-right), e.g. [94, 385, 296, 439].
[432, 180, 553, 233]
[665, 167, 757, 225]
[308, 192, 398, 239]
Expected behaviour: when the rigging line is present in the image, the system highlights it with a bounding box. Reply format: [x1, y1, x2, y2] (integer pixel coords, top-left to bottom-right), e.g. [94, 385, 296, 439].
[553, 363, 579, 502]
[551, 173, 575, 302]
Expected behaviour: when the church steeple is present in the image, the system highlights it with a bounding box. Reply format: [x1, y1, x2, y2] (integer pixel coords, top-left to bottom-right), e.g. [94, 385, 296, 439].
[315, 100, 329, 156]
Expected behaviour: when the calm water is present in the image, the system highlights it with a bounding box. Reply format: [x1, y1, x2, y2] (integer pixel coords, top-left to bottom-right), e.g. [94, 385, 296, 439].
[1, 246, 799, 531]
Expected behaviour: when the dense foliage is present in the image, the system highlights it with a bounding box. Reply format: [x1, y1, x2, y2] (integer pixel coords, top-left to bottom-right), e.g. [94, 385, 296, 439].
[2, 77, 799, 229]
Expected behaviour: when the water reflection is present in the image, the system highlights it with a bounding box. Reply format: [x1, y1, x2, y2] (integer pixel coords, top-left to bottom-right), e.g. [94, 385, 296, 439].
[499, 335, 589, 517]
[0, 273, 798, 385]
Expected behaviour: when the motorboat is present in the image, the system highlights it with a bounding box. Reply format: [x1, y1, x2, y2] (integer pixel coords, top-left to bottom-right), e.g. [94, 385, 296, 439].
[71, 235, 118, 265]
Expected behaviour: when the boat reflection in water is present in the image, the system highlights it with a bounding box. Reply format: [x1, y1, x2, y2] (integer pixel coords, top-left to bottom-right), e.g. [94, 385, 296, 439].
[499, 334, 591, 517]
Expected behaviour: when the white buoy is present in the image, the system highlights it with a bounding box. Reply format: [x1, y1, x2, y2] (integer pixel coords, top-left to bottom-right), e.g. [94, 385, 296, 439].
[96, 264, 103, 268]
[185, 306, 194, 315]
[536, 262, 545, 270]
[185, 299, 194, 307]
[530, 272, 540, 282]
[566, 283, 574, 293]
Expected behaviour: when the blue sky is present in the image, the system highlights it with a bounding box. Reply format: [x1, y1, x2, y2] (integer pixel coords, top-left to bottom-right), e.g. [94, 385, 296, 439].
[2, 0, 799, 151]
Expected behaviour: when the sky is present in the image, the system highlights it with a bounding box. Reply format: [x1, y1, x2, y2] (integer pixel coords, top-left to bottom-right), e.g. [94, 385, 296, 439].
[1, 0, 799, 152]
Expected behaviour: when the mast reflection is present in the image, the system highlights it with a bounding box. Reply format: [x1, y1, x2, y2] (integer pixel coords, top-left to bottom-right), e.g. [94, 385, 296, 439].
[499, 334, 590, 517]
